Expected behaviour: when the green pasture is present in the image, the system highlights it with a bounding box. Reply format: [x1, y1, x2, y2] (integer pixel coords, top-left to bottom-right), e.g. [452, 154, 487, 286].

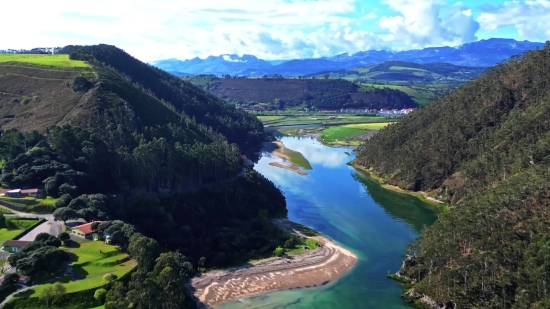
[0, 54, 90, 68]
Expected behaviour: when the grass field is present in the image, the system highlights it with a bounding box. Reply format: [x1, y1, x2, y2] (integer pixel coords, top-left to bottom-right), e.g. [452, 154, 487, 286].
[257, 115, 284, 121]
[0, 54, 90, 68]
[344, 123, 393, 130]
[362, 83, 434, 104]
[0, 229, 24, 241]
[25, 241, 136, 297]
[320, 123, 392, 145]
[320, 124, 387, 141]
[0, 218, 40, 240]
[8, 219, 40, 229]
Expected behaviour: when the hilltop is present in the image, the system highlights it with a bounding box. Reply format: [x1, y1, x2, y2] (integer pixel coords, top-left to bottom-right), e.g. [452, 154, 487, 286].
[152, 38, 545, 76]
[184, 75, 418, 110]
[306, 61, 486, 83]
[356, 42, 550, 307]
[0, 45, 264, 148]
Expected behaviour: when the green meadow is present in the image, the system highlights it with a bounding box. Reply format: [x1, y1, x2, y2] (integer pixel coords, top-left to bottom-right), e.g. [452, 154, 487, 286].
[0, 54, 90, 68]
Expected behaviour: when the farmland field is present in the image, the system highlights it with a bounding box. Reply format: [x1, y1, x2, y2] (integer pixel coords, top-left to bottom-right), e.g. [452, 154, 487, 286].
[257, 114, 394, 127]
[319, 123, 392, 145]
[257, 116, 284, 121]
[0, 54, 90, 68]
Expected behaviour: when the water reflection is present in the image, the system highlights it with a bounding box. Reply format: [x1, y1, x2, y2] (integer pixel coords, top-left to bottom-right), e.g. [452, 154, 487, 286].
[218, 136, 435, 309]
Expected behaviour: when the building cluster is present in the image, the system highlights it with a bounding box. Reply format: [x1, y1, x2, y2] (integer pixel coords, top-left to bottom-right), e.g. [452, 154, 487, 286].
[1, 188, 42, 198]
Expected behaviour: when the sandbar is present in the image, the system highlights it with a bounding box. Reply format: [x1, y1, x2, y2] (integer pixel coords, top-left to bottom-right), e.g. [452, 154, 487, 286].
[268, 162, 308, 176]
[187, 219, 358, 308]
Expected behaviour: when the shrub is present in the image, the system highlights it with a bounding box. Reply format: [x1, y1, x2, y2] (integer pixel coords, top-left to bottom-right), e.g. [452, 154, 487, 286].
[94, 288, 107, 303]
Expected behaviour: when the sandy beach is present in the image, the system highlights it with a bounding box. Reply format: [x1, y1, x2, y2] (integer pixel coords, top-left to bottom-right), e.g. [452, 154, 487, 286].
[187, 219, 358, 308]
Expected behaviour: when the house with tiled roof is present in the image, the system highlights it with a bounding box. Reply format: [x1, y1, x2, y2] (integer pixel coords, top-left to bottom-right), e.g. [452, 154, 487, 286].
[2, 240, 33, 253]
[70, 221, 102, 240]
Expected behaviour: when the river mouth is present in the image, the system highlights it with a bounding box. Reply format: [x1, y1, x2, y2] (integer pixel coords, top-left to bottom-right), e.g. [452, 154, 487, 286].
[216, 136, 437, 309]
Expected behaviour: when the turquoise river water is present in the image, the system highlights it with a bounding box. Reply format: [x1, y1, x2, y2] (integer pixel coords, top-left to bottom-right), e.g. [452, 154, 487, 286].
[216, 135, 437, 309]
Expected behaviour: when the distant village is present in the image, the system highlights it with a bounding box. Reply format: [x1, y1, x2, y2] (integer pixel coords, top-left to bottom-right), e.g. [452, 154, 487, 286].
[244, 107, 416, 116]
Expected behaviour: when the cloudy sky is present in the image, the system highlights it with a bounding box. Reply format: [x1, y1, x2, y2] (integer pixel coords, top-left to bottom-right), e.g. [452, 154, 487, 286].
[1, 0, 549, 61]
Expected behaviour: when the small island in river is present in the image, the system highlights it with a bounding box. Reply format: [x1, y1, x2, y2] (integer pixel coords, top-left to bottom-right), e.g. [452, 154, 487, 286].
[263, 140, 312, 175]
[187, 219, 358, 308]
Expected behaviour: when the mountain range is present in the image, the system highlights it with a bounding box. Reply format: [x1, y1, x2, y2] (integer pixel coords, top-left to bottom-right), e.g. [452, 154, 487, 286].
[150, 38, 546, 77]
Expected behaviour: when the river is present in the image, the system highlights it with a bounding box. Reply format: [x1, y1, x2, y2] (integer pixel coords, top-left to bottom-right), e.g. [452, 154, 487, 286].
[216, 135, 437, 309]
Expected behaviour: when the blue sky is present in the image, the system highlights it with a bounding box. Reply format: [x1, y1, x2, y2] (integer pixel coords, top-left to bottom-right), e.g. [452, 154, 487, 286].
[1, 0, 549, 61]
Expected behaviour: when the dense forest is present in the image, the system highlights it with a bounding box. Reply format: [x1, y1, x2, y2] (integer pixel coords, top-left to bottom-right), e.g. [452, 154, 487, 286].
[184, 75, 417, 110]
[356, 42, 550, 308]
[0, 45, 294, 308]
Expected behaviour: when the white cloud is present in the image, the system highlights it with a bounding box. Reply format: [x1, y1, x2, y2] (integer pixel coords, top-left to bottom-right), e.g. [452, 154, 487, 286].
[378, 0, 479, 50]
[0, 0, 541, 62]
[477, 0, 550, 41]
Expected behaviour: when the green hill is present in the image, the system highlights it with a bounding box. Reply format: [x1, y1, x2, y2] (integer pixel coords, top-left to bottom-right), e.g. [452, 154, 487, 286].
[305, 61, 488, 104]
[355, 42, 550, 307]
[183, 75, 418, 110]
[0, 45, 292, 308]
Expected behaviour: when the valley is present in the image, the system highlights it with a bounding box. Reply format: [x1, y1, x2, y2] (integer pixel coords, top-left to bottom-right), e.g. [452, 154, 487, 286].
[0, 35, 549, 309]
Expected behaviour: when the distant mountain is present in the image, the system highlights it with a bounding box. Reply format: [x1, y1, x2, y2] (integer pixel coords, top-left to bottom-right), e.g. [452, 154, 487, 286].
[150, 54, 272, 76]
[151, 39, 545, 77]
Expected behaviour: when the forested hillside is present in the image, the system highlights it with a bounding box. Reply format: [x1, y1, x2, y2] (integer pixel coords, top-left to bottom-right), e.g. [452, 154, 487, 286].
[0, 45, 293, 308]
[184, 75, 417, 110]
[356, 42, 550, 307]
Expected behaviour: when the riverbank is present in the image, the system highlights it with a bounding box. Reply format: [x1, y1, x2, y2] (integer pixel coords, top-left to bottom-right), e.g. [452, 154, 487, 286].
[351, 164, 449, 211]
[187, 219, 358, 308]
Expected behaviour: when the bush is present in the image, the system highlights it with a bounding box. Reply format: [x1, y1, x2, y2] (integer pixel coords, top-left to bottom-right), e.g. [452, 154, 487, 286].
[94, 288, 107, 303]
[71, 77, 93, 92]
[273, 246, 285, 257]
[103, 273, 117, 285]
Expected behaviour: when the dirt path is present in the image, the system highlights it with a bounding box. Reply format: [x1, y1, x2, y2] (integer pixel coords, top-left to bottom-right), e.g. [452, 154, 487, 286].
[187, 219, 357, 308]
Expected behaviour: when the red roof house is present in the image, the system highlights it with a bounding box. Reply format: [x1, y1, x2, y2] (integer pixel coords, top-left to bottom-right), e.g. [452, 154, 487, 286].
[71, 221, 102, 240]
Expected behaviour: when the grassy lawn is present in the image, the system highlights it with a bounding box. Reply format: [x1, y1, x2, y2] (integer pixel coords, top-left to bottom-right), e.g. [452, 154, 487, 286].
[0, 218, 40, 241]
[0, 54, 90, 68]
[8, 219, 40, 229]
[25, 241, 136, 297]
[0, 229, 24, 241]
